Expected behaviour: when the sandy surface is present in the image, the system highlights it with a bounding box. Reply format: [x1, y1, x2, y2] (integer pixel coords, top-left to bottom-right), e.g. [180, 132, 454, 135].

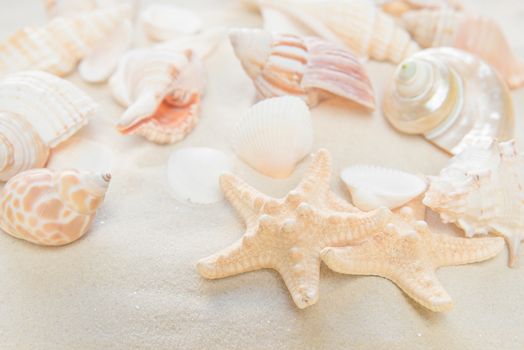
[0, 0, 523, 349]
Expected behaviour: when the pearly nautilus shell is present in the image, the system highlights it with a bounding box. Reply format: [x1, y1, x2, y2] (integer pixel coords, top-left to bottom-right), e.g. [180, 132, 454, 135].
[423, 139, 524, 267]
[382, 47, 514, 155]
[229, 28, 375, 109]
[0, 168, 110, 246]
[402, 9, 524, 89]
[253, 0, 420, 63]
[0, 5, 130, 77]
[0, 71, 97, 181]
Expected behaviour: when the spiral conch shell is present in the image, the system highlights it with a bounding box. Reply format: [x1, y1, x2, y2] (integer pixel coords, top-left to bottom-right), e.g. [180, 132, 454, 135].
[423, 139, 524, 267]
[382, 48, 514, 155]
[401, 9, 524, 89]
[0, 168, 110, 246]
[0, 71, 97, 181]
[0, 5, 130, 77]
[229, 28, 375, 109]
[255, 0, 419, 63]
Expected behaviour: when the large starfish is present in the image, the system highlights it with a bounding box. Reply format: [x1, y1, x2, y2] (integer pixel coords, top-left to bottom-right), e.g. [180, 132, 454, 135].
[197, 149, 390, 308]
[321, 206, 505, 312]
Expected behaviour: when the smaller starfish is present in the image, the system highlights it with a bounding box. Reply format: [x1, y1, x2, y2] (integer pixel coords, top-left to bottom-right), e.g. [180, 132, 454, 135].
[321, 206, 505, 312]
[197, 149, 390, 308]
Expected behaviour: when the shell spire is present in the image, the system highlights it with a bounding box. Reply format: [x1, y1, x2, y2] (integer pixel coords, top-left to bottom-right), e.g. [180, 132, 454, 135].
[229, 28, 375, 109]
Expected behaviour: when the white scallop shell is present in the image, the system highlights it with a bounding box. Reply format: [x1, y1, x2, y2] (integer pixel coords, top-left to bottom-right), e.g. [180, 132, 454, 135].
[167, 148, 233, 205]
[341, 165, 427, 211]
[0, 5, 131, 77]
[231, 96, 313, 179]
[0, 71, 97, 181]
[382, 47, 514, 155]
[141, 4, 203, 42]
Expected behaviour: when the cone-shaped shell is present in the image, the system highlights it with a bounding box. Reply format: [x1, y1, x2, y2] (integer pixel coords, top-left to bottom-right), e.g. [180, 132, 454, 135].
[0, 5, 130, 77]
[0, 168, 110, 246]
[258, 0, 419, 63]
[0, 71, 96, 181]
[230, 28, 375, 109]
[231, 96, 313, 178]
[402, 9, 524, 89]
[382, 48, 514, 154]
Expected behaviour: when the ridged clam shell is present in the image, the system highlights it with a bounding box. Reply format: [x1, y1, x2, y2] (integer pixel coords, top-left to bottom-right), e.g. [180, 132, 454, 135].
[382, 47, 514, 155]
[341, 165, 427, 211]
[378, 0, 463, 17]
[423, 139, 524, 267]
[229, 28, 375, 109]
[402, 9, 524, 89]
[0, 168, 110, 246]
[231, 96, 313, 178]
[141, 4, 203, 42]
[257, 0, 420, 63]
[0, 5, 130, 77]
[0, 71, 97, 181]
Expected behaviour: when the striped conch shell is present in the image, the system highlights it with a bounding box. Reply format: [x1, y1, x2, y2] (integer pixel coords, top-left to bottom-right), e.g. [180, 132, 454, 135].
[229, 28, 376, 109]
[0, 168, 110, 246]
[254, 0, 420, 63]
[0, 5, 130, 77]
[0, 71, 97, 181]
[378, 0, 463, 17]
[382, 48, 514, 155]
[402, 9, 524, 89]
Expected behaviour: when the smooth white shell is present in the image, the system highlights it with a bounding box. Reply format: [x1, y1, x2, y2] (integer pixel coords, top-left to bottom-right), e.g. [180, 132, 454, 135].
[341, 165, 427, 211]
[141, 4, 203, 42]
[231, 96, 313, 179]
[167, 147, 233, 205]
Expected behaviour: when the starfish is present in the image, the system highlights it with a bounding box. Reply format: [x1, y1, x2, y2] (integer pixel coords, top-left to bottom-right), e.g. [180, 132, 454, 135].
[321, 206, 505, 312]
[197, 149, 390, 308]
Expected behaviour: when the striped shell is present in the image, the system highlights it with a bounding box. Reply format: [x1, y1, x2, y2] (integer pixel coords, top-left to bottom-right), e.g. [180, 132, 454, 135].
[0, 168, 110, 246]
[257, 0, 419, 63]
[229, 28, 375, 109]
[0, 5, 130, 77]
[402, 9, 524, 89]
[0, 71, 97, 181]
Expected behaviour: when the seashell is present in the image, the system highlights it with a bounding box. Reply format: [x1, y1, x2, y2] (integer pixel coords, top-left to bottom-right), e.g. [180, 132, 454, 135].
[340, 165, 427, 211]
[110, 47, 205, 144]
[43, 0, 118, 18]
[141, 4, 203, 42]
[378, 0, 463, 17]
[231, 96, 313, 179]
[382, 47, 514, 155]
[0, 71, 97, 181]
[229, 28, 375, 109]
[256, 0, 420, 63]
[0, 168, 110, 246]
[78, 19, 133, 83]
[0, 5, 130, 77]
[402, 9, 524, 89]
[423, 139, 524, 267]
[167, 148, 234, 205]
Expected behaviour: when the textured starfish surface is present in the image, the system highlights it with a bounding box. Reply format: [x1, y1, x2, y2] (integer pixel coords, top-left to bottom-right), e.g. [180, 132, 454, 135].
[321, 206, 505, 312]
[197, 149, 390, 308]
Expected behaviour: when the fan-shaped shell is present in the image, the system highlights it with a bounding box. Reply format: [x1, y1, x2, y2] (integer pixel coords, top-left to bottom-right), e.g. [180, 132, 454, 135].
[229, 28, 375, 109]
[423, 139, 524, 266]
[257, 0, 420, 63]
[341, 165, 427, 211]
[382, 47, 514, 154]
[0, 71, 97, 181]
[402, 9, 524, 89]
[0, 168, 110, 246]
[141, 4, 203, 42]
[231, 96, 313, 179]
[0, 5, 130, 77]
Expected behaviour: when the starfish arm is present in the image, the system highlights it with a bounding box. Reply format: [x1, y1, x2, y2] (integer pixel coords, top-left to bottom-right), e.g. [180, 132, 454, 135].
[428, 232, 505, 268]
[325, 191, 360, 213]
[276, 256, 321, 309]
[197, 237, 271, 279]
[220, 173, 270, 227]
[320, 245, 383, 275]
[295, 149, 332, 197]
